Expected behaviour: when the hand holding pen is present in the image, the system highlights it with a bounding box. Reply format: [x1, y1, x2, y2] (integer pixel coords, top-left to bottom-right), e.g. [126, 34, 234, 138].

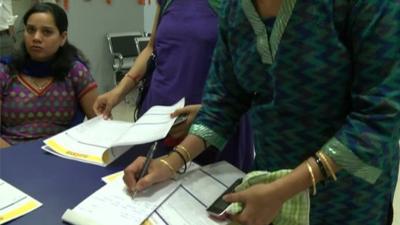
[129, 142, 158, 199]
[123, 142, 178, 194]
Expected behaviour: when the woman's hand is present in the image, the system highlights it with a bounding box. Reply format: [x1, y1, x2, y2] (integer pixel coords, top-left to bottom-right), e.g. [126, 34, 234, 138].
[93, 90, 121, 119]
[123, 156, 175, 192]
[169, 104, 201, 139]
[223, 182, 285, 225]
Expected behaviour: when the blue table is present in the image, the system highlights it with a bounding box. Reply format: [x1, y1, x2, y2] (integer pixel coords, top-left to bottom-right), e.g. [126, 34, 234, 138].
[0, 140, 154, 225]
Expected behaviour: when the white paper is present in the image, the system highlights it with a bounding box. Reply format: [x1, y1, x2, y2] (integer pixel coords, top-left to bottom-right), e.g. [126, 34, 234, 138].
[149, 161, 244, 225]
[66, 117, 132, 148]
[0, 180, 27, 210]
[101, 163, 201, 184]
[62, 178, 180, 225]
[157, 188, 227, 225]
[0, 179, 42, 225]
[113, 100, 185, 146]
[43, 98, 185, 166]
[65, 99, 185, 147]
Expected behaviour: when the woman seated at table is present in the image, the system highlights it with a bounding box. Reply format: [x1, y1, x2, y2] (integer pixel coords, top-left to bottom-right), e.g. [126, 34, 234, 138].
[0, 2, 98, 148]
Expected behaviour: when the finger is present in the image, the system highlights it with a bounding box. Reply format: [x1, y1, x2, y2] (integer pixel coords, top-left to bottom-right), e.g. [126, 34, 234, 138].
[170, 109, 183, 118]
[123, 157, 146, 191]
[169, 123, 185, 134]
[223, 192, 244, 203]
[136, 172, 158, 191]
[93, 101, 103, 115]
[170, 107, 191, 118]
[227, 214, 243, 225]
[102, 103, 113, 119]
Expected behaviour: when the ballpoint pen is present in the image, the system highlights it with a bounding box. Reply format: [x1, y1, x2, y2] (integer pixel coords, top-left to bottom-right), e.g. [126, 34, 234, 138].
[131, 141, 158, 199]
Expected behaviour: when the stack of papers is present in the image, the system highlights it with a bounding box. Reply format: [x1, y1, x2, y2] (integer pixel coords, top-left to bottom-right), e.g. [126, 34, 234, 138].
[0, 179, 42, 224]
[43, 99, 185, 166]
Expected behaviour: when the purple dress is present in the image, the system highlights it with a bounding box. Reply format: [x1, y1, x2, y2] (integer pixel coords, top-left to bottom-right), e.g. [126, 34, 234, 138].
[140, 0, 253, 171]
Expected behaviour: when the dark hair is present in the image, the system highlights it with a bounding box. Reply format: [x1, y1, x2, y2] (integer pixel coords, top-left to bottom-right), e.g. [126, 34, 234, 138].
[9, 3, 89, 80]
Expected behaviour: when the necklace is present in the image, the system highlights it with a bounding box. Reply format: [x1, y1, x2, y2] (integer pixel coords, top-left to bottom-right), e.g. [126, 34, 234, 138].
[27, 76, 51, 90]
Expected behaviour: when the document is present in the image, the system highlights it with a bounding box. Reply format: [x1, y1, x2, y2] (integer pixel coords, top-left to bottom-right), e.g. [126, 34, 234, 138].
[0, 179, 42, 225]
[99, 161, 244, 225]
[154, 162, 244, 225]
[42, 99, 185, 166]
[62, 178, 180, 225]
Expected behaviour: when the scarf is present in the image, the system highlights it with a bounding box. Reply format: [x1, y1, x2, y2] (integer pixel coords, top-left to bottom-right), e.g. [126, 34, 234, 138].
[21, 58, 54, 78]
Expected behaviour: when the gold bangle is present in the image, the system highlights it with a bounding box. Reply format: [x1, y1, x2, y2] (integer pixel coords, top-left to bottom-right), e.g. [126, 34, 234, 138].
[159, 159, 176, 179]
[175, 145, 191, 162]
[306, 161, 317, 196]
[317, 152, 337, 181]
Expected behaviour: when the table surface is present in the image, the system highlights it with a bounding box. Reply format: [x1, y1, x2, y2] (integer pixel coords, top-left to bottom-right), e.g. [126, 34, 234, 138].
[0, 140, 154, 225]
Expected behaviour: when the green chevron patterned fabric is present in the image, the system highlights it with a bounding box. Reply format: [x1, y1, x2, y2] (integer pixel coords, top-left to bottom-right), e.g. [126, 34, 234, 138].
[190, 0, 400, 224]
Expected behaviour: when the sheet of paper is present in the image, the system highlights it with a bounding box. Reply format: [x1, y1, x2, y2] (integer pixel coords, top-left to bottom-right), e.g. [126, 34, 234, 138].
[62, 178, 180, 225]
[142, 213, 167, 225]
[113, 99, 185, 146]
[147, 161, 243, 225]
[201, 161, 245, 187]
[66, 117, 132, 148]
[156, 187, 227, 225]
[0, 179, 42, 225]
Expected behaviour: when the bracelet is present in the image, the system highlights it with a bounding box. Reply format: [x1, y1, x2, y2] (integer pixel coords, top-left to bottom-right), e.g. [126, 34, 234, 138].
[159, 159, 177, 179]
[125, 73, 140, 84]
[312, 155, 328, 180]
[317, 152, 337, 181]
[170, 150, 187, 174]
[175, 145, 191, 162]
[306, 161, 317, 196]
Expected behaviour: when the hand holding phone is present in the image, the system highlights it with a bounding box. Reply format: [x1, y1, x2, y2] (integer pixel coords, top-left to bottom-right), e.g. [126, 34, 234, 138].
[206, 178, 243, 220]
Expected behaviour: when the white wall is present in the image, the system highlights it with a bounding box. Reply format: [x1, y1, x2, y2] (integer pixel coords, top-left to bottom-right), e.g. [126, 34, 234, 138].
[66, 0, 144, 92]
[143, 0, 156, 33]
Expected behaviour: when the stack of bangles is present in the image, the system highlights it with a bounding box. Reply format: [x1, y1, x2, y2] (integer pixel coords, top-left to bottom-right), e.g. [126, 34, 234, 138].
[305, 151, 337, 195]
[158, 145, 192, 178]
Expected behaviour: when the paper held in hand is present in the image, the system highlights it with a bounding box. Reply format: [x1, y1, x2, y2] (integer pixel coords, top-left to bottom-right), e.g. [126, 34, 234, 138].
[42, 98, 185, 166]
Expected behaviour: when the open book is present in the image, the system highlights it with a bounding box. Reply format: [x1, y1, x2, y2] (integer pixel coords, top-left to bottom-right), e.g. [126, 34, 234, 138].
[62, 161, 244, 225]
[43, 99, 185, 166]
[0, 179, 42, 225]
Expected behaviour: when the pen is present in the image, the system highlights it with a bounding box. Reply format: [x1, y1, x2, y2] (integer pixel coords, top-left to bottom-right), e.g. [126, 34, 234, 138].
[131, 142, 158, 199]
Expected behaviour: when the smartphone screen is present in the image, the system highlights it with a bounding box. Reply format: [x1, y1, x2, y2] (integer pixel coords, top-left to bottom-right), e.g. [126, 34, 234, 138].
[206, 178, 243, 220]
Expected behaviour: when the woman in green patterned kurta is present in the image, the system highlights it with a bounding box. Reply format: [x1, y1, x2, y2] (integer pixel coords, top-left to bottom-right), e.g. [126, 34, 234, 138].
[123, 0, 399, 224]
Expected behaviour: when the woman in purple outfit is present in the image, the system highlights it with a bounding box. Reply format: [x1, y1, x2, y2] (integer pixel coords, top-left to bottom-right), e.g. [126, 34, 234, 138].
[94, 0, 253, 170]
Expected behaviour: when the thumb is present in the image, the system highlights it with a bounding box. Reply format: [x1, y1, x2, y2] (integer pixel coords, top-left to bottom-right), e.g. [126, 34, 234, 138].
[170, 108, 186, 118]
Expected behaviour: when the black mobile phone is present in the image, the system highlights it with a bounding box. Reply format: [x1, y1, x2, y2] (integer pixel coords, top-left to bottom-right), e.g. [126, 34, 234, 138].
[172, 114, 188, 126]
[206, 178, 243, 220]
